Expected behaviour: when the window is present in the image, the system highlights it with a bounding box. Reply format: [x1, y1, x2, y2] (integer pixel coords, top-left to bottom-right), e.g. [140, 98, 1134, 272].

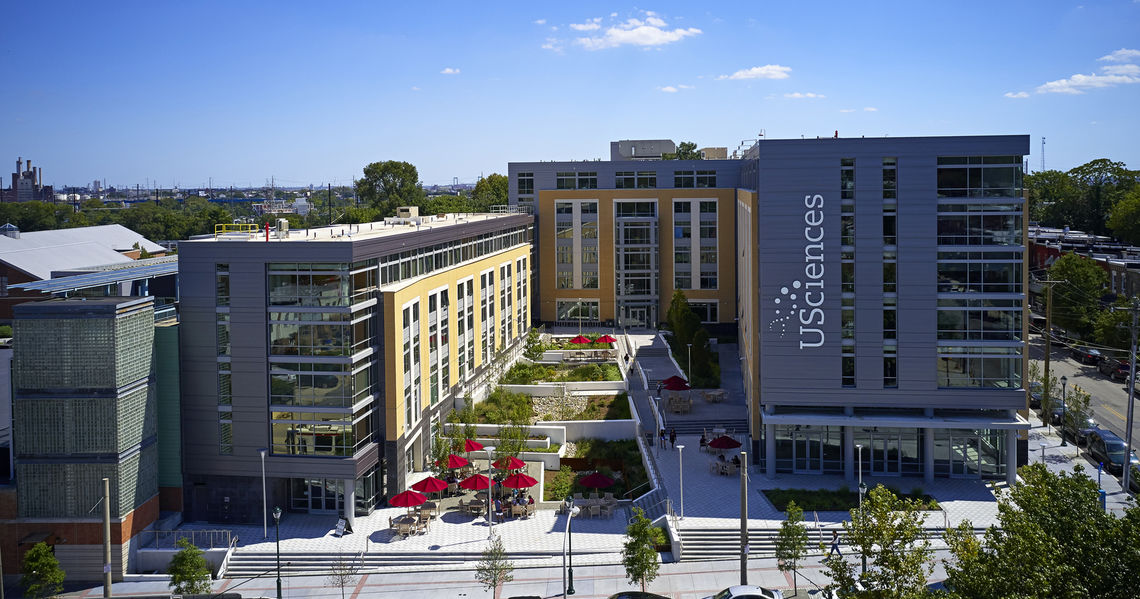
[841, 158, 855, 199]
[700, 224, 717, 239]
[580, 201, 598, 215]
[674, 170, 695, 188]
[842, 309, 855, 340]
[217, 313, 230, 356]
[695, 170, 716, 188]
[615, 202, 656, 217]
[556, 246, 573, 265]
[218, 362, 231, 405]
[581, 272, 599, 289]
[557, 300, 599, 321]
[556, 172, 575, 190]
[577, 172, 598, 189]
[700, 200, 717, 214]
[842, 353, 855, 387]
[884, 354, 898, 388]
[581, 247, 598, 264]
[937, 156, 1023, 198]
[937, 352, 1021, 388]
[700, 274, 718, 289]
[674, 201, 691, 213]
[556, 222, 574, 239]
[517, 172, 533, 195]
[699, 249, 717, 264]
[581, 222, 598, 239]
[216, 264, 230, 306]
[674, 224, 691, 239]
[557, 272, 573, 289]
[623, 249, 651, 269]
[674, 250, 691, 264]
[616, 171, 636, 189]
[636, 171, 657, 188]
[842, 262, 855, 294]
[882, 158, 897, 200]
[883, 260, 897, 293]
[674, 275, 691, 289]
[883, 214, 897, 246]
[219, 410, 233, 455]
[690, 302, 719, 323]
[841, 214, 855, 247]
[556, 202, 573, 214]
[621, 274, 653, 296]
[883, 308, 897, 339]
[622, 225, 652, 245]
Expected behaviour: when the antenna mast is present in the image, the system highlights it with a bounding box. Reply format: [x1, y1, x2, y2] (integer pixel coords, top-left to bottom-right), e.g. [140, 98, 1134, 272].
[1041, 137, 1045, 171]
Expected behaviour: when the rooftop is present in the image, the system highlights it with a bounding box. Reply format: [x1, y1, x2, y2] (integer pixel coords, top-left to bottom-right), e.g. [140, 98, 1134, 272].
[0, 224, 165, 280]
[185, 211, 530, 244]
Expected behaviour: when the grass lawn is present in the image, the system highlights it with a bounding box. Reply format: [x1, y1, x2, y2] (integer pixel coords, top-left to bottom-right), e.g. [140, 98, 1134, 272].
[502, 362, 622, 385]
[763, 487, 941, 512]
[575, 393, 631, 420]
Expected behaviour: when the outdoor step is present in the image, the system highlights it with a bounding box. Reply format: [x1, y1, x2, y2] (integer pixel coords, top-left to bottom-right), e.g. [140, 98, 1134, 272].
[674, 526, 989, 561]
[222, 548, 617, 577]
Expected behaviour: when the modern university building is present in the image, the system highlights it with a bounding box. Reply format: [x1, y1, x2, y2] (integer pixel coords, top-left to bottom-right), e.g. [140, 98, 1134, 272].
[177, 212, 533, 524]
[510, 135, 1031, 484]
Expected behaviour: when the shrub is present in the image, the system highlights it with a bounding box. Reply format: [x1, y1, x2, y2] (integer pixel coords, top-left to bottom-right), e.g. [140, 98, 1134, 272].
[471, 388, 532, 424]
[563, 363, 622, 382]
[544, 465, 575, 502]
[501, 362, 557, 385]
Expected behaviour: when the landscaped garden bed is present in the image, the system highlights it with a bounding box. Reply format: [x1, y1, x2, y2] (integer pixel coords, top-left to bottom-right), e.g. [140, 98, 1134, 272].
[542, 438, 648, 501]
[762, 486, 941, 512]
[502, 362, 622, 385]
[532, 392, 631, 422]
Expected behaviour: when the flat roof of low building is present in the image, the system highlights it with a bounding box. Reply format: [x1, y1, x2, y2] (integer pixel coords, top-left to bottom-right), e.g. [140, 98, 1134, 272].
[184, 211, 531, 244]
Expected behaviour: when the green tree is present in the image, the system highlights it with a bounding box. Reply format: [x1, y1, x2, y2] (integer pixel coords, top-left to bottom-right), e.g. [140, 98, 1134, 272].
[1093, 298, 1131, 350]
[523, 328, 545, 361]
[666, 289, 689, 334]
[473, 173, 509, 208]
[1061, 384, 1092, 442]
[775, 500, 809, 595]
[1107, 186, 1140, 246]
[1026, 169, 1079, 227]
[690, 328, 714, 383]
[355, 160, 425, 217]
[167, 537, 212, 595]
[21, 542, 65, 599]
[824, 485, 933, 598]
[663, 141, 701, 160]
[943, 463, 1140, 598]
[474, 534, 515, 599]
[1048, 252, 1108, 339]
[1068, 158, 1139, 235]
[622, 507, 660, 592]
[325, 555, 359, 599]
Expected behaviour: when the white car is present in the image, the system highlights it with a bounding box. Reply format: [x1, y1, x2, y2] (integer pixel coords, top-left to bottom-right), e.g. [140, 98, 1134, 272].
[704, 586, 783, 599]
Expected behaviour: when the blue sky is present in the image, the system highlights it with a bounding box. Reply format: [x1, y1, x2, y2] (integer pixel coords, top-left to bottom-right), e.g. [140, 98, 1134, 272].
[2, 1, 1138, 189]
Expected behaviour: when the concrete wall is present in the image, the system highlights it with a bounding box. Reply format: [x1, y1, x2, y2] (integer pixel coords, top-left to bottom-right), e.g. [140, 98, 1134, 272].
[136, 547, 228, 576]
[499, 381, 626, 396]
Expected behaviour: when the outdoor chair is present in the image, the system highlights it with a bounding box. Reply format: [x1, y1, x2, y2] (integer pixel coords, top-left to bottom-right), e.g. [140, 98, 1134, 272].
[603, 492, 614, 503]
[589, 492, 599, 502]
[397, 521, 413, 537]
[526, 503, 536, 517]
[573, 492, 584, 504]
[599, 503, 614, 518]
[447, 482, 458, 496]
[458, 498, 467, 511]
[589, 504, 601, 518]
[512, 504, 527, 518]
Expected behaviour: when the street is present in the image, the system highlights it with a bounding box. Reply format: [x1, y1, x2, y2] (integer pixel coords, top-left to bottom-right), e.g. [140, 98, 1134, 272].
[1029, 334, 1140, 473]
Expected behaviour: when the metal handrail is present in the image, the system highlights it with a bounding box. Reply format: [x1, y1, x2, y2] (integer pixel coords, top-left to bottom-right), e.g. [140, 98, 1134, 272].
[623, 480, 652, 500]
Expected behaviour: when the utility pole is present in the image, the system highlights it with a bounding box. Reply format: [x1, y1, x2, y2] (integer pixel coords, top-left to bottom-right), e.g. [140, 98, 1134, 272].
[1039, 280, 1065, 420]
[740, 451, 748, 586]
[1114, 297, 1140, 494]
[103, 477, 112, 598]
[328, 183, 333, 226]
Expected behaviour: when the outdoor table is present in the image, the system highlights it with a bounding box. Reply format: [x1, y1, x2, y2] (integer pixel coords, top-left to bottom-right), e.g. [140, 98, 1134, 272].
[467, 499, 485, 516]
[422, 501, 438, 518]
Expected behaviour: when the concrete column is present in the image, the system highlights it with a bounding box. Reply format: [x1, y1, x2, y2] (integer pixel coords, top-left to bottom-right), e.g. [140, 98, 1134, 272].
[844, 426, 855, 481]
[1005, 429, 1018, 485]
[924, 428, 935, 483]
[765, 423, 776, 479]
[343, 478, 356, 529]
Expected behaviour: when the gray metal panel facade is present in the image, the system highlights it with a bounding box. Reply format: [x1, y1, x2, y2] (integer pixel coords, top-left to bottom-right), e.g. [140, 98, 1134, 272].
[753, 135, 1030, 410]
[507, 159, 745, 203]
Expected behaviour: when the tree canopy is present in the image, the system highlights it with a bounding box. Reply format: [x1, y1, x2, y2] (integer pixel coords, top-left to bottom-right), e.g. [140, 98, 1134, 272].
[622, 507, 661, 591]
[473, 173, 508, 207]
[21, 542, 65, 599]
[1048, 252, 1109, 339]
[355, 160, 425, 216]
[168, 537, 212, 595]
[1027, 158, 1138, 235]
[663, 141, 702, 160]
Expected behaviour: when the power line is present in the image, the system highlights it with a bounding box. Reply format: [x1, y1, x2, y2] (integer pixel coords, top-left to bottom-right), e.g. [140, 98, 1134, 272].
[1111, 297, 1140, 495]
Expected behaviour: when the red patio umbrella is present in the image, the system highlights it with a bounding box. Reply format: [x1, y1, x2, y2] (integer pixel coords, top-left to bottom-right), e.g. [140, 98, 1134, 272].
[569, 334, 592, 344]
[500, 473, 538, 489]
[578, 471, 615, 489]
[494, 456, 526, 471]
[459, 473, 495, 491]
[445, 453, 470, 469]
[661, 375, 688, 386]
[595, 334, 617, 343]
[389, 489, 427, 509]
[663, 379, 691, 391]
[708, 435, 742, 450]
[463, 438, 484, 453]
[411, 476, 448, 497]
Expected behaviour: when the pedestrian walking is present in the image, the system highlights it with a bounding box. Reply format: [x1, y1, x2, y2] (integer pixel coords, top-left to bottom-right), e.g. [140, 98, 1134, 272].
[659, 428, 667, 449]
[669, 428, 677, 449]
[656, 382, 663, 396]
[828, 530, 842, 556]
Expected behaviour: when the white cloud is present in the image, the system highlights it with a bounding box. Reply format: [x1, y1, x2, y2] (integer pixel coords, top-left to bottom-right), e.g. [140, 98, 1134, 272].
[839, 108, 855, 113]
[610, 11, 618, 17]
[1098, 48, 1140, 62]
[575, 13, 701, 50]
[1004, 91, 1030, 98]
[533, 19, 546, 25]
[411, 86, 420, 91]
[440, 67, 460, 75]
[541, 38, 564, 53]
[1036, 64, 1140, 94]
[864, 107, 878, 112]
[784, 92, 825, 99]
[718, 64, 792, 80]
[678, 84, 694, 89]
[570, 17, 602, 31]
[660, 86, 678, 93]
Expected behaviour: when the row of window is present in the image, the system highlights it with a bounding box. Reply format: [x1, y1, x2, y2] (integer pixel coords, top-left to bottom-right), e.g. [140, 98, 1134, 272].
[549, 170, 719, 190]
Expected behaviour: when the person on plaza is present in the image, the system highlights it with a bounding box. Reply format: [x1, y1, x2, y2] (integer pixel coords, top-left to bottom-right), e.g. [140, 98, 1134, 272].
[829, 530, 842, 556]
[494, 497, 503, 518]
[660, 428, 667, 448]
[731, 454, 741, 466]
[527, 493, 535, 505]
[669, 428, 677, 449]
[699, 433, 708, 452]
[717, 453, 726, 462]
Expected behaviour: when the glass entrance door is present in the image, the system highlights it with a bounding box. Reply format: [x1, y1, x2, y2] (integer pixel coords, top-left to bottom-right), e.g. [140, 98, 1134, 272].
[290, 478, 344, 513]
[870, 431, 902, 475]
[793, 431, 823, 473]
[950, 432, 981, 478]
[627, 307, 648, 327]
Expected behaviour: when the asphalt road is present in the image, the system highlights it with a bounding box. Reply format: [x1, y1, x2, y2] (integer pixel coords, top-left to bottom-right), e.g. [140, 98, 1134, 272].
[1029, 334, 1140, 459]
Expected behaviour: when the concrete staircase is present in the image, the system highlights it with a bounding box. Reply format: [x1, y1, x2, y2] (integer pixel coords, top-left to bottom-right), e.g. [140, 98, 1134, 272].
[676, 525, 988, 561]
[222, 547, 618, 577]
[665, 418, 749, 436]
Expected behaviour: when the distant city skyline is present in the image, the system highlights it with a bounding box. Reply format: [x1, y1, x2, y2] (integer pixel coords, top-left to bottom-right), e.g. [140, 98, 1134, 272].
[1, 1, 1138, 188]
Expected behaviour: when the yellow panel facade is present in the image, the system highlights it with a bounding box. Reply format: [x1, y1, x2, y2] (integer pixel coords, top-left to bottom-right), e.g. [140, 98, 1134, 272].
[382, 243, 531, 441]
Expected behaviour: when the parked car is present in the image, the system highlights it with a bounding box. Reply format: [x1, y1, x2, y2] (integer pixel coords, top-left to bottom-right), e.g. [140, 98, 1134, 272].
[1086, 430, 1140, 475]
[607, 594, 670, 599]
[705, 586, 784, 599]
[1129, 463, 1140, 494]
[1062, 415, 1099, 446]
[1098, 358, 1130, 381]
[1072, 346, 1103, 365]
[1028, 381, 1044, 409]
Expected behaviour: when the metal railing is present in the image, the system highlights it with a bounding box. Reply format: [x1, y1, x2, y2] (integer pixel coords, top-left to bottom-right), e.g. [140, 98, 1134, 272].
[137, 529, 232, 550]
[216, 534, 242, 578]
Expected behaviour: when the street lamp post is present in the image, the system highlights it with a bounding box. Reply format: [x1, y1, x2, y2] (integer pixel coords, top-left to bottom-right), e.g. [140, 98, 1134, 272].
[563, 500, 581, 596]
[272, 506, 282, 599]
[740, 450, 748, 586]
[259, 448, 268, 539]
[1060, 375, 1068, 446]
[485, 445, 496, 537]
[676, 444, 686, 519]
[855, 443, 867, 574]
[687, 343, 693, 402]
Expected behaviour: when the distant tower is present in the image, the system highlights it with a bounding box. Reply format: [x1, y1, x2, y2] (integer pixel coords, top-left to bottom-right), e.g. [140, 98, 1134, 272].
[1041, 137, 1045, 171]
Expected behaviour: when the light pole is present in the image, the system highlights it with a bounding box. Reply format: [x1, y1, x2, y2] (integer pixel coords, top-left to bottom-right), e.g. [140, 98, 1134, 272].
[259, 448, 268, 539]
[563, 500, 581, 596]
[739, 450, 748, 586]
[687, 343, 693, 402]
[1060, 375, 1068, 446]
[676, 444, 686, 519]
[273, 506, 282, 599]
[485, 445, 496, 537]
[855, 443, 867, 574]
